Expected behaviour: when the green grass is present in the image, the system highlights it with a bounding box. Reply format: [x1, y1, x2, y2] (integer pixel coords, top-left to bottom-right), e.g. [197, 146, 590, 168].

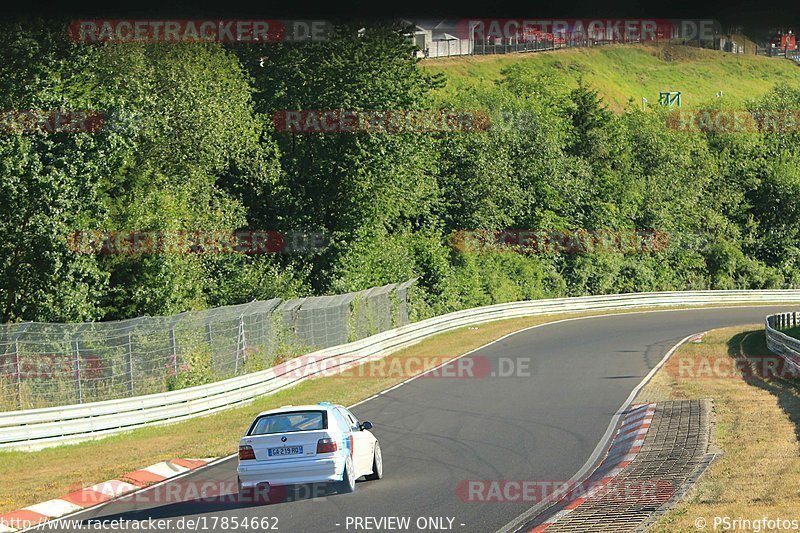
[642, 326, 800, 531]
[783, 327, 800, 339]
[422, 43, 800, 111]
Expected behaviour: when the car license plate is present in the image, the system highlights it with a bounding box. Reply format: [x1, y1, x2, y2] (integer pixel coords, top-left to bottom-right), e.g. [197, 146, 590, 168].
[268, 446, 303, 457]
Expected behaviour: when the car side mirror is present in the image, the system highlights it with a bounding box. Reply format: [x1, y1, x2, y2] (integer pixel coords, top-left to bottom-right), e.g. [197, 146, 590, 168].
[360, 421, 373, 431]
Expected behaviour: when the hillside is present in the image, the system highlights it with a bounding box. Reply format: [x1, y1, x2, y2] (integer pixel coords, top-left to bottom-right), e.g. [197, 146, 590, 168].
[422, 43, 800, 111]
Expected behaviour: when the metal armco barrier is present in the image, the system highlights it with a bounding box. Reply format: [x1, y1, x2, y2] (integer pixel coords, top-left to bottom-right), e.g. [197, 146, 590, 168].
[3, 290, 800, 451]
[766, 311, 800, 371]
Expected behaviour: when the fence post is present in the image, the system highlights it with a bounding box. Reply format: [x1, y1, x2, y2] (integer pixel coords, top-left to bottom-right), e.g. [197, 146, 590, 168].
[11, 322, 31, 409]
[205, 322, 213, 346]
[236, 317, 245, 374]
[235, 302, 257, 374]
[13, 338, 21, 409]
[168, 313, 186, 376]
[126, 332, 134, 397]
[72, 324, 89, 404]
[169, 327, 177, 374]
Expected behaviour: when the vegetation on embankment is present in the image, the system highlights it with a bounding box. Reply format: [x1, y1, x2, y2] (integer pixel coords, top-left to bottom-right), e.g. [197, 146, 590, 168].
[2, 23, 800, 331]
[423, 43, 800, 110]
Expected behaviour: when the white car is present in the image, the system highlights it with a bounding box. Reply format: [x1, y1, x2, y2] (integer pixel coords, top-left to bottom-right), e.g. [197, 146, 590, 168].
[237, 402, 383, 494]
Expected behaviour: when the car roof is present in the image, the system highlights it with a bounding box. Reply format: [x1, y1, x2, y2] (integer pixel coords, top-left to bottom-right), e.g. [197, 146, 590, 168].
[252, 403, 344, 418]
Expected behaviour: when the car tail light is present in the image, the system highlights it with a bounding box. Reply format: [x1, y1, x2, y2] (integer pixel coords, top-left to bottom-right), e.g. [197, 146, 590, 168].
[316, 438, 338, 454]
[239, 445, 256, 460]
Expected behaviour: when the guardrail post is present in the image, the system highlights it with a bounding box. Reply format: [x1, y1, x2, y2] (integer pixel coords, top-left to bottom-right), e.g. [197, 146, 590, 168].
[71, 324, 89, 404]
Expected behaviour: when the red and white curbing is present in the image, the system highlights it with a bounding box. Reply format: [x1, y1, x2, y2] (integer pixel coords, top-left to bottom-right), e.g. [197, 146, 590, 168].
[0, 458, 216, 532]
[689, 332, 708, 344]
[530, 403, 657, 533]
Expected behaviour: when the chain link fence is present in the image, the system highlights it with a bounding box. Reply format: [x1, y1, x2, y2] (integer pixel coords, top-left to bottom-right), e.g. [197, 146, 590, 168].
[0, 278, 416, 411]
[425, 35, 740, 59]
[419, 22, 749, 60]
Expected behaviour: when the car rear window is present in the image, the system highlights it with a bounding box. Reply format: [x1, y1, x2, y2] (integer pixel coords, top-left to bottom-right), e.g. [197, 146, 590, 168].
[248, 411, 326, 435]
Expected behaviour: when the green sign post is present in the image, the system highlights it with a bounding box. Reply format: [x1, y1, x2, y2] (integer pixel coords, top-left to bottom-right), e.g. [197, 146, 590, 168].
[659, 91, 681, 108]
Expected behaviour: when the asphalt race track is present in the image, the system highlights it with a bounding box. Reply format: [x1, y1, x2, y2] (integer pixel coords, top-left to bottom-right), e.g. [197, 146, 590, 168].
[39, 306, 787, 533]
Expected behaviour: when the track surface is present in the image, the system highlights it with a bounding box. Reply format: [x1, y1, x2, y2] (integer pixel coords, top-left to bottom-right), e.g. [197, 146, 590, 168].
[40, 307, 784, 533]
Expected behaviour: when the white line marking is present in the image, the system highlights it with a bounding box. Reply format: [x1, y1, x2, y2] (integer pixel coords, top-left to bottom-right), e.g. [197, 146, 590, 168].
[496, 330, 700, 533]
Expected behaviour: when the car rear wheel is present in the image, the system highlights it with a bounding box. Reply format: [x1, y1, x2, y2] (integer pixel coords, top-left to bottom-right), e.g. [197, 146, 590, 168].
[336, 459, 356, 493]
[365, 443, 383, 481]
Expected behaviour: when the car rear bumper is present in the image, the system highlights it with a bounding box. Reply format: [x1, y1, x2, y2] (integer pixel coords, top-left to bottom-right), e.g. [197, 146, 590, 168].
[237, 456, 345, 487]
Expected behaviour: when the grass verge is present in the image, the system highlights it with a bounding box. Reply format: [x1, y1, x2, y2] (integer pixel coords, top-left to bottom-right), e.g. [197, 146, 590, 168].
[783, 326, 800, 340]
[422, 43, 800, 111]
[0, 303, 793, 514]
[639, 326, 800, 531]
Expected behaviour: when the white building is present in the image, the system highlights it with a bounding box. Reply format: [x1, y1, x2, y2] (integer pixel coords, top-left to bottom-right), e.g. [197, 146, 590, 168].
[404, 20, 473, 58]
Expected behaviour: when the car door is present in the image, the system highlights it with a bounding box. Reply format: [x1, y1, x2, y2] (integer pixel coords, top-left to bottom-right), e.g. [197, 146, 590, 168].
[330, 407, 353, 461]
[340, 408, 375, 476]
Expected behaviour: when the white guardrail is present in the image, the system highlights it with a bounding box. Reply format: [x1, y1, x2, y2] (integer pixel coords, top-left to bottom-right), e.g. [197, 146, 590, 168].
[766, 311, 800, 372]
[3, 290, 800, 451]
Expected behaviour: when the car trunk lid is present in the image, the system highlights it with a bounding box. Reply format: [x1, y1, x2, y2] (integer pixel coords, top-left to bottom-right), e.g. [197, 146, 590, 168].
[242, 430, 331, 461]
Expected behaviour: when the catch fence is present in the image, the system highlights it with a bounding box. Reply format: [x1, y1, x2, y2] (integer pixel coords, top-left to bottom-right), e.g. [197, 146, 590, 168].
[0, 279, 416, 410]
